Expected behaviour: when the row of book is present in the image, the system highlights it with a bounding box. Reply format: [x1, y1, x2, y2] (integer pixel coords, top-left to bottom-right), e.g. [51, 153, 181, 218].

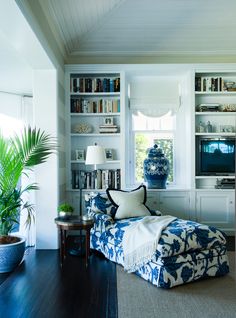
[71, 98, 120, 113]
[195, 77, 224, 92]
[71, 77, 120, 93]
[71, 169, 121, 190]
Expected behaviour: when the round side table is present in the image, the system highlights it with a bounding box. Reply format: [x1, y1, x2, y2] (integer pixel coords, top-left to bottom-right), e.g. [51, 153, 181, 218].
[55, 216, 94, 267]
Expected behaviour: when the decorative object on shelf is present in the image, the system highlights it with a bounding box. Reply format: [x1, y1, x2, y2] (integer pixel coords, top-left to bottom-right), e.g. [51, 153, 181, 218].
[215, 178, 235, 189]
[143, 144, 169, 189]
[198, 121, 205, 133]
[219, 125, 234, 133]
[224, 81, 236, 91]
[103, 117, 114, 125]
[197, 103, 221, 112]
[72, 122, 93, 134]
[58, 203, 74, 219]
[105, 148, 114, 160]
[205, 121, 213, 133]
[99, 116, 118, 133]
[222, 104, 236, 112]
[75, 149, 85, 161]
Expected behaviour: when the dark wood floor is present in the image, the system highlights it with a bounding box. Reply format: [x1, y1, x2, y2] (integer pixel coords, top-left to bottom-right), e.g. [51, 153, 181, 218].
[0, 235, 235, 318]
[0, 243, 118, 318]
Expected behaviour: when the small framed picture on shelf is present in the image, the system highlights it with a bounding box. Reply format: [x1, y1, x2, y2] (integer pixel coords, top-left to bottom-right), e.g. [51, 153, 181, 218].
[75, 149, 85, 161]
[105, 148, 113, 160]
[103, 117, 114, 126]
[219, 125, 234, 133]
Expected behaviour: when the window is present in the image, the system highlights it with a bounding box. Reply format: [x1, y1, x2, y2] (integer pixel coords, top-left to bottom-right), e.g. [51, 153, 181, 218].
[131, 111, 175, 185]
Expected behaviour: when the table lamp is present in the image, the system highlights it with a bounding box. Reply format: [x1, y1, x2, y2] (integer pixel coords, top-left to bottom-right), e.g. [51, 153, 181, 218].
[85, 143, 106, 170]
[81, 143, 106, 221]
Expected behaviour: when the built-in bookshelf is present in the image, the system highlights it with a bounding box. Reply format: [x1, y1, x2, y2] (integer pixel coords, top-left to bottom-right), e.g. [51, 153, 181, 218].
[194, 71, 236, 191]
[66, 71, 123, 195]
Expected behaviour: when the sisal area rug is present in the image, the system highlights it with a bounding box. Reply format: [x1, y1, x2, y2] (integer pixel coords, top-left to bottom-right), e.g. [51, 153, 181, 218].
[117, 252, 236, 318]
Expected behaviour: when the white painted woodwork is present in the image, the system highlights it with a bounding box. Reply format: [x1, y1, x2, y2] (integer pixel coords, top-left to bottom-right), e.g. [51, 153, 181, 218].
[196, 191, 235, 234]
[33, 70, 59, 249]
[147, 191, 190, 220]
[65, 64, 235, 235]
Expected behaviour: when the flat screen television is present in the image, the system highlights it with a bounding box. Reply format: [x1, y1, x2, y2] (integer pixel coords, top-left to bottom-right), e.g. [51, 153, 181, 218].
[196, 138, 235, 175]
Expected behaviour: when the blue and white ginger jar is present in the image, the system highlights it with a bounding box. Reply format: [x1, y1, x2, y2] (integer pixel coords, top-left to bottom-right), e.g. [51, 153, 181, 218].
[143, 144, 169, 189]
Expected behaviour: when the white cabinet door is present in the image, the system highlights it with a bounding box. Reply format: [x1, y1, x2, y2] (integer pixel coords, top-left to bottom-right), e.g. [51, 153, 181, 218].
[158, 191, 190, 219]
[146, 192, 160, 212]
[196, 191, 235, 233]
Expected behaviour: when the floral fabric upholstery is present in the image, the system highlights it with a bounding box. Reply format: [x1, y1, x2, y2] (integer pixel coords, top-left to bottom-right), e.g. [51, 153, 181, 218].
[85, 192, 117, 218]
[89, 211, 229, 288]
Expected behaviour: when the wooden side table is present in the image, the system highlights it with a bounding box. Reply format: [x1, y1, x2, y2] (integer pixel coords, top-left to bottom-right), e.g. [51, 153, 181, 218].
[55, 216, 94, 267]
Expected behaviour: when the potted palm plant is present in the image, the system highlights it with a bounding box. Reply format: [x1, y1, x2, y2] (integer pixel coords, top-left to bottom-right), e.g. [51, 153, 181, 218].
[0, 126, 56, 273]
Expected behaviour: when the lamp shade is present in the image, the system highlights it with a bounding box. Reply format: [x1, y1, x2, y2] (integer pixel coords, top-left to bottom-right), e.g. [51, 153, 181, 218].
[85, 145, 106, 165]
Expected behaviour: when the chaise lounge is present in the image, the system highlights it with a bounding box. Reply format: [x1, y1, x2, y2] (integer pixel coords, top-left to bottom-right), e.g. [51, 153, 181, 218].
[85, 185, 229, 288]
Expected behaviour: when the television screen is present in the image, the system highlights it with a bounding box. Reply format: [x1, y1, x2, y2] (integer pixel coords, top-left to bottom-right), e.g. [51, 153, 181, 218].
[200, 139, 235, 175]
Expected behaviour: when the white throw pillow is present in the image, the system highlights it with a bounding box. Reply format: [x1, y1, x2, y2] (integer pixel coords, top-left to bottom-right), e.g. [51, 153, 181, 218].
[106, 185, 151, 219]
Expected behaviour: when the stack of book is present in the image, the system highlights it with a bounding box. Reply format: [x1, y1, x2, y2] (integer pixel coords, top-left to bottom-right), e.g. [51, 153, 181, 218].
[99, 124, 119, 133]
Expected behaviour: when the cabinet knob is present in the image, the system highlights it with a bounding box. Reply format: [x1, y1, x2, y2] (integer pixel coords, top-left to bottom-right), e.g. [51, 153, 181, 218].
[229, 201, 233, 204]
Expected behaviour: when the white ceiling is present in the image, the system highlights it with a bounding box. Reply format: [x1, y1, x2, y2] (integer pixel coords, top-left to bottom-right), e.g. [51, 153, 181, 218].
[0, 0, 54, 95]
[38, 0, 236, 60]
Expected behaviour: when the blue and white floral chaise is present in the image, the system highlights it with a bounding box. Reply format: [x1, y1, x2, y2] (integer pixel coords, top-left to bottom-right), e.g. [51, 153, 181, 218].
[85, 185, 229, 289]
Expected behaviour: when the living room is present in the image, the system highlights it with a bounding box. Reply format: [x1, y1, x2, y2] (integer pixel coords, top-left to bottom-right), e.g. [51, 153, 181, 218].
[0, 1, 235, 317]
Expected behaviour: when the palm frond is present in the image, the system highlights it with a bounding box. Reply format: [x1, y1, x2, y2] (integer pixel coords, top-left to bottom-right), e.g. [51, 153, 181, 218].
[22, 201, 35, 229]
[0, 132, 24, 192]
[0, 126, 56, 236]
[12, 127, 57, 168]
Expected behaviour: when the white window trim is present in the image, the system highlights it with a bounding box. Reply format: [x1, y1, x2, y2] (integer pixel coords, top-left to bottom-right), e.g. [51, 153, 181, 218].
[127, 109, 177, 188]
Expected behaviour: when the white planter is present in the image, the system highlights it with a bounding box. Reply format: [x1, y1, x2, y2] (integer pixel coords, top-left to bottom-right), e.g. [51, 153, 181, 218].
[59, 211, 73, 218]
[0, 235, 26, 273]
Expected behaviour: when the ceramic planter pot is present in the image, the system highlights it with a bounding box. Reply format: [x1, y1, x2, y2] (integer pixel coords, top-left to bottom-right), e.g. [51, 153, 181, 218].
[0, 235, 26, 273]
[59, 211, 73, 219]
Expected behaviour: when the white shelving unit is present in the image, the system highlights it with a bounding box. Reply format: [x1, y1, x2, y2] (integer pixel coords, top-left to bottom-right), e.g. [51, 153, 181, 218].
[193, 70, 235, 234]
[65, 69, 124, 197]
[194, 71, 236, 189]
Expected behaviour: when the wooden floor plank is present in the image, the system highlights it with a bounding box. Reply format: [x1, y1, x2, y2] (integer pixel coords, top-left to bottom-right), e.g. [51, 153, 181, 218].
[0, 248, 118, 318]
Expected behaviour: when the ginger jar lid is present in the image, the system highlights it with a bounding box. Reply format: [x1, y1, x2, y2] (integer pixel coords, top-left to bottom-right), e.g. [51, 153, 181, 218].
[147, 144, 163, 159]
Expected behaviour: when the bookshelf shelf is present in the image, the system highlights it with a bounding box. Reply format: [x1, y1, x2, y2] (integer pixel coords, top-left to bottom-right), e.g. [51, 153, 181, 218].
[71, 112, 120, 117]
[195, 112, 236, 116]
[70, 92, 120, 96]
[195, 132, 235, 136]
[70, 160, 120, 164]
[70, 133, 121, 137]
[195, 91, 236, 95]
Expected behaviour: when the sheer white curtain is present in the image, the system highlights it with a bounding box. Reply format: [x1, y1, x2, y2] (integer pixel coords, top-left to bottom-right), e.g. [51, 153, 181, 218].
[19, 96, 35, 246]
[0, 92, 34, 246]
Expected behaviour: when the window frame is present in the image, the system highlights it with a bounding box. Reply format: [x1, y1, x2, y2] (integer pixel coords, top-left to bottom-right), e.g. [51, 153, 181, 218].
[128, 110, 177, 188]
